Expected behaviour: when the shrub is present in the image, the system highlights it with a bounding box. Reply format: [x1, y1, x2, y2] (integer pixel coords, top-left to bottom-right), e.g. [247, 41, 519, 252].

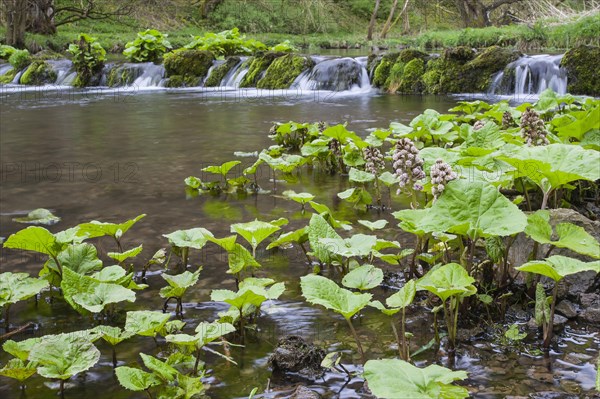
[8, 49, 32, 70]
[123, 29, 172, 63]
[0, 45, 17, 60]
[67, 34, 106, 87]
[184, 28, 267, 57]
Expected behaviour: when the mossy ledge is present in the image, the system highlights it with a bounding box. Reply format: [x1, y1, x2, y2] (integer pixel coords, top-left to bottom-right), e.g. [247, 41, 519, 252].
[257, 54, 314, 89]
[163, 49, 214, 87]
[239, 52, 285, 88]
[20, 61, 57, 85]
[371, 46, 522, 94]
[205, 56, 240, 87]
[561, 45, 600, 96]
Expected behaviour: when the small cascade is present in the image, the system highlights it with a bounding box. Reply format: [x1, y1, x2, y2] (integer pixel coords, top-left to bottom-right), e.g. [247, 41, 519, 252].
[489, 54, 567, 95]
[0, 64, 13, 76]
[47, 60, 75, 86]
[292, 57, 371, 91]
[221, 57, 249, 87]
[132, 63, 165, 87]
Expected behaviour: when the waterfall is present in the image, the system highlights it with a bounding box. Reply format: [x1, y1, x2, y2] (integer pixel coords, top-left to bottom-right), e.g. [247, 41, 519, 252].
[489, 54, 567, 95]
[47, 60, 75, 86]
[291, 57, 371, 92]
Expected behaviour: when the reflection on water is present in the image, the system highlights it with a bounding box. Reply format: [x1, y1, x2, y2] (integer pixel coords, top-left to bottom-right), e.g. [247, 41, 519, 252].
[0, 91, 597, 398]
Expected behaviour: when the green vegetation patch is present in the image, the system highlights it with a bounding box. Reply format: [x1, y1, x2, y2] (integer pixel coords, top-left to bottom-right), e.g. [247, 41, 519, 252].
[257, 54, 313, 89]
[561, 45, 600, 96]
[19, 61, 56, 85]
[239, 52, 284, 88]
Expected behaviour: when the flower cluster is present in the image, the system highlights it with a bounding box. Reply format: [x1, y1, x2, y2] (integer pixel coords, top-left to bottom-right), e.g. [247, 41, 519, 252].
[520, 107, 549, 146]
[328, 138, 341, 158]
[317, 121, 327, 133]
[502, 111, 515, 129]
[473, 120, 485, 131]
[363, 146, 385, 175]
[393, 138, 426, 194]
[430, 159, 458, 200]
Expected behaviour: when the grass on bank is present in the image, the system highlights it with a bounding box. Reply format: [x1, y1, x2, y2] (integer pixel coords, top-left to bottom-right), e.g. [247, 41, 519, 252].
[0, 12, 598, 55]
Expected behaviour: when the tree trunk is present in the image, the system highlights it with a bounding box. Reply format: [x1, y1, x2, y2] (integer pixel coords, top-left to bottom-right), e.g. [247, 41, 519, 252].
[28, 0, 56, 34]
[455, 0, 523, 27]
[367, 0, 381, 40]
[380, 0, 399, 38]
[2, 0, 29, 48]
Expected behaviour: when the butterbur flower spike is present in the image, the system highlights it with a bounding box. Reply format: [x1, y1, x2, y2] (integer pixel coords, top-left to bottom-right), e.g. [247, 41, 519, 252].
[328, 138, 341, 158]
[502, 111, 515, 129]
[430, 159, 457, 201]
[393, 138, 425, 195]
[520, 107, 549, 146]
[363, 146, 385, 175]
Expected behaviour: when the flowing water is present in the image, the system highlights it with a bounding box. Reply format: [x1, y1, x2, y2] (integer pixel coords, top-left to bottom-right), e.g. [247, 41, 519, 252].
[0, 68, 597, 399]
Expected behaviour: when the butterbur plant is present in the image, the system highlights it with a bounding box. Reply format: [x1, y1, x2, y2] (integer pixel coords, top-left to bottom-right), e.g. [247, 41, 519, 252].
[521, 107, 549, 146]
[123, 29, 172, 63]
[430, 159, 457, 201]
[363, 146, 386, 205]
[393, 138, 426, 208]
[68, 34, 106, 87]
[160, 269, 201, 317]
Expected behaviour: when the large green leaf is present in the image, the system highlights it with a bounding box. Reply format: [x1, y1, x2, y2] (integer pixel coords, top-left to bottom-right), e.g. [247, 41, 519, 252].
[211, 286, 268, 311]
[163, 227, 213, 249]
[140, 353, 178, 381]
[194, 321, 236, 346]
[266, 227, 308, 249]
[357, 219, 388, 231]
[363, 359, 469, 399]
[124, 310, 171, 337]
[300, 274, 372, 319]
[417, 180, 527, 239]
[349, 167, 375, 183]
[108, 244, 143, 262]
[0, 272, 48, 307]
[55, 243, 103, 274]
[417, 263, 477, 302]
[77, 214, 146, 239]
[386, 279, 417, 309]
[515, 255, 600, 282]
[13, 208, 60, 225]
[341, 264, 383, 291]
[28, 335, 100, 380]
[0, 359, 37, 382]
[160, 269, 201, 299]
[93, 326, 133, 346]
[498, 144, 600, 189]
[320, 234, 377, 258]
[115, 366, 161, 391]
[525, 211, 600, 259]
[307, 213, 343, 263]
[230, 219, 283, 251]
[282, 190, 315, 204]
[3, 226, 62, 257]
[201, 160, 241, 176]
[61, 267, 136, 314]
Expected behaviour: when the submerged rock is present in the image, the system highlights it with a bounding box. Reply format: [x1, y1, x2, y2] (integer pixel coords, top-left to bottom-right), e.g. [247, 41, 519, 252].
[561, 45, 600, 96]
[289, 386, 321, 399]
[301, 57, 364, 91]
[268, 336, 325, 378]
[257, 54, 313, 89]
[555, 300, 579, 319]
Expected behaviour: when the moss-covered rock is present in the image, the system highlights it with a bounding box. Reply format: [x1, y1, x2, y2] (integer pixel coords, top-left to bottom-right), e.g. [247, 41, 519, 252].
[0, 68, 17, 84]
[382, 49, 429, 92]
[421, 46, 519, 93]
[397, 58, 426, 93]
[163, 50, 214, 81]
[204, 56, 240, 87]
[371, 53, 399, 87]
[164, 75, 200, 88]
[463, 46, 521, 92]
[257, 54, 313, 89]
[106, 65, 137, 87]
[561, 45, 600, 96]
[19, 61, 57, 85]
[240, 52, 284, 88]
[32, 50, 63, 61]
[397, 48, 429, 63]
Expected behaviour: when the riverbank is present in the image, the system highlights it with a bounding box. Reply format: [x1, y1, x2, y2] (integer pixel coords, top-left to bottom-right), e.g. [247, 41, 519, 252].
[1, 13, 598, 55]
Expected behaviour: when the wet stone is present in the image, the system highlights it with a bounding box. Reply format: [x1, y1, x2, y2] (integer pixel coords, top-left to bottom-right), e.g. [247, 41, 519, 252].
[555, 300, 579, 319]
[579, 293, 600, 308]
[579, 307, 600, 324]
[268, 336, 326, 379]
[289, 386, 321, 399]
[552, 314, 568, 332]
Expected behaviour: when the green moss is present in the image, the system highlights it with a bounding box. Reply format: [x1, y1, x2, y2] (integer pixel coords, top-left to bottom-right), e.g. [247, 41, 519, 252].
[561, 45, 600, 96]
[205, 56, 240, 87]
[384, 61, 406, 92]
[257, 54, 313, 89]
[107, 66, 136, 87]
[372, 52, 400, 88]
[441, 46, 475, 63]
[163, 49, 214, 79]
[463, 46, 521, 91]
[19, 61, 57, 85]
[32, 50, 63, 61]
[422, 58, 442, 93]
[0, 68, 17, 84]
[239, 52, 283, 88]
[397, 48, 428, 63]
[164, 74, 200, 88]
[397, 58, 425, 93]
